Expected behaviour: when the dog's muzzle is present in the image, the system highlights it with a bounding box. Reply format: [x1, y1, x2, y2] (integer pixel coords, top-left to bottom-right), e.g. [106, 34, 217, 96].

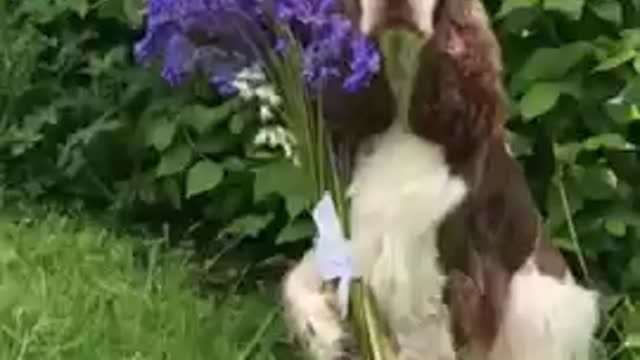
[359, 0, 439, 37]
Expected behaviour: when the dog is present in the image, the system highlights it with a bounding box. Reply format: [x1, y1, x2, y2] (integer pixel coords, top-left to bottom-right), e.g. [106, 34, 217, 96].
[283, 0, 600, 359]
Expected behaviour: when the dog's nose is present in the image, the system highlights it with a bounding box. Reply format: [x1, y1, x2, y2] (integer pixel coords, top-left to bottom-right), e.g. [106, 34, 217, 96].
[359, 0, 438, 37]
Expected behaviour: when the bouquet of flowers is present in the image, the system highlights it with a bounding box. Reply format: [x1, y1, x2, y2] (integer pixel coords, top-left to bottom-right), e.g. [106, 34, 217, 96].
[134, 0, 426, 358]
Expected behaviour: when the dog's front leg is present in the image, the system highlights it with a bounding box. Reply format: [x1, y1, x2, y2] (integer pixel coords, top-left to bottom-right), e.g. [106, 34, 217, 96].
[283, 251, 360, 360]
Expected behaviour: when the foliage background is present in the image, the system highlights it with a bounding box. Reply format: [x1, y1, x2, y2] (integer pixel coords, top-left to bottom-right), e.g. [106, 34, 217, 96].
[2, 0, 640, 357]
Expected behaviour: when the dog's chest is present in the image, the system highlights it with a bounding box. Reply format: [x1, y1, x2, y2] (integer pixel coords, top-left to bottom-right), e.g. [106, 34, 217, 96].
[348, 128, 467, 358]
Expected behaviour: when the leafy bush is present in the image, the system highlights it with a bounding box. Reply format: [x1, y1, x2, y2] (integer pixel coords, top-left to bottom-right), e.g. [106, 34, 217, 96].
[489, 0, 640, 356]
[3, 0, 640, 357]
[0, 0, 312, 253]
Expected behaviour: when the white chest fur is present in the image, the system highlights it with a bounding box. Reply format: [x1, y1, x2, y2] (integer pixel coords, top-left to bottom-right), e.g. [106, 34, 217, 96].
[348, 128, 467, 359]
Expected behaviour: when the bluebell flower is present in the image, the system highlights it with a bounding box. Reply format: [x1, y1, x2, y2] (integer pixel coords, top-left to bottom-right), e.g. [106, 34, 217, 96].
[134, 0, 380, 93]
[344, 38, 380, 92]
[161, 33, 197, 86]
[135, 0, 263, 87]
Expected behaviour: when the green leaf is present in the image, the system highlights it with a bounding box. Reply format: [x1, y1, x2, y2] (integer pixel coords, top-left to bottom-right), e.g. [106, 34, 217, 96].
[254, 160, 313, 218]
[186, 160, 225, 198]
[605, 100, 638, 124]
[593, 47, 637, 72]
[19, 0, 66, 22]
[123, 0, 144, 27]
[161, 178, 182, 209]
[156, 145, 193, 177]
[519, 82, 563, 119]
[507, 131, 533, 157]
[605, 208, 640, 228]
[544, 0, 585, 19]
[500, 7, 539, 34]
[196, 133, 239, 155]
[622, 76, 640, 105]
[276, 218, 315, 244]
[554, 142, 582, 164]
[546, 179, 584, 230]
[229, 110, 253, 135]
[605, 219, 627, 237]
[148, 120, 177, 152]
[551, 237, 575, 253]
[590, 0, 622, 25]
[625, 333, 640, 349]
[68, 0, 90, 17]
[221, 213, 274, 238]
[634, 56, 640, 73]
[633, 105, 640, 120]
[497, 0, 539, 18]
[515, 42, 592, 83]
[623, 257, 640, 292]
[96, 0, 124, 20]
[584, 133, 634, 151]
[574, 165, 618, 200]
[181, 102, 236, 134]
[95, 0, 140, 25]
[622, 29, 640, 48]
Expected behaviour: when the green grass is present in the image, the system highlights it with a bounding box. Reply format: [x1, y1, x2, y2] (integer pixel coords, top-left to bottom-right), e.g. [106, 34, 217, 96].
[6, 206, 635, 360]
[0, 210, 294, 360]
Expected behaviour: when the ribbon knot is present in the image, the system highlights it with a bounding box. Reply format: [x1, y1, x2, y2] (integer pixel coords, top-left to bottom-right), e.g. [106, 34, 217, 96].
[312, 192, 357, 318]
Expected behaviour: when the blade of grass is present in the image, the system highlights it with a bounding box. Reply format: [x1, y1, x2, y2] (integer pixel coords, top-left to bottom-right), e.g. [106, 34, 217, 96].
[238, 307, 280, 360]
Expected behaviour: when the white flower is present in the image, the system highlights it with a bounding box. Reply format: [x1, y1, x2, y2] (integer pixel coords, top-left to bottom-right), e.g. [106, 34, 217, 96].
[255, 85, 282, 107]
[236, 64, 266, 82]
[230, 64, 281, 119]
[253, 125, 297, 159]
[232, 79, 254, 100]
[260, 105, 275, 121]
[230, 64, 297, 162]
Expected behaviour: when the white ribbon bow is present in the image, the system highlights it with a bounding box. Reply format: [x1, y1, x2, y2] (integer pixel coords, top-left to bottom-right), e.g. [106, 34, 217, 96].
[312, 192, 357, 318]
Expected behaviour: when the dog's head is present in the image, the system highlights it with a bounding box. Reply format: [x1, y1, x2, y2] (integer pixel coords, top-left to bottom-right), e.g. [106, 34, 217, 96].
[323, 0, 506, 169]
[431, 0, 503, 80]
[357, 0, 501, 73]
[404, 0, 507, 163]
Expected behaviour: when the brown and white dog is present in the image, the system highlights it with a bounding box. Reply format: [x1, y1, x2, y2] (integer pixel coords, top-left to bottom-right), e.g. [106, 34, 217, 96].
[283, 0, 600, 359]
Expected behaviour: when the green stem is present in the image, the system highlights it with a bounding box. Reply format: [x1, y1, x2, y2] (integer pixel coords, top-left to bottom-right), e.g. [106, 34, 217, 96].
[555, 173, 591, 284]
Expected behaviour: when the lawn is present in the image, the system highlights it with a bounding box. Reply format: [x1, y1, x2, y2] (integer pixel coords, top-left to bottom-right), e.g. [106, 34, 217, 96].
[0, 208, 296, 360]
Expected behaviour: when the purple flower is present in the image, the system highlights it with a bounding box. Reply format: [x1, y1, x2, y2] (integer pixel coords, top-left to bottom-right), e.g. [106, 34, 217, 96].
[134, 0, 380, 93]
[344, 38, 380, 92]
[161, 33, 197, 86]
[276, 0, 336, 23]
[135, 0, 265, 88]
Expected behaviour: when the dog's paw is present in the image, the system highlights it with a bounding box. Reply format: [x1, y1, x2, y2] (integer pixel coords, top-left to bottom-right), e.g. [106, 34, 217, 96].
[283, 252, 354, 359]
